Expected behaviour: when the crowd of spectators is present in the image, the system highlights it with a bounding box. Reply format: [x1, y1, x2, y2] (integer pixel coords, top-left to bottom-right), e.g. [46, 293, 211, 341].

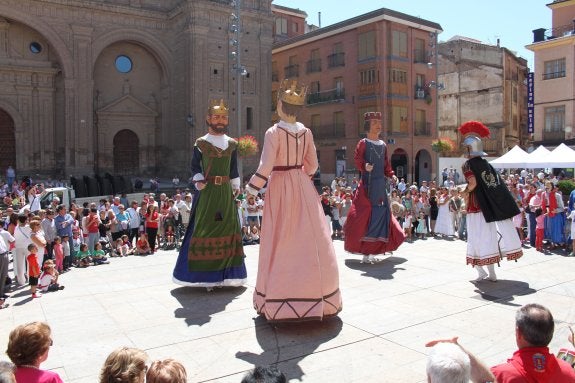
[1, 303, 574, 382]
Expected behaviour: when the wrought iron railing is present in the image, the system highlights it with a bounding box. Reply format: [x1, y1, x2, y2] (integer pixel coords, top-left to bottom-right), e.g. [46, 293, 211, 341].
[307, 88, 345, 105]
[284, 64, 299, 78]
[327, 52, 345, 68]
[306, 59, 322, 73]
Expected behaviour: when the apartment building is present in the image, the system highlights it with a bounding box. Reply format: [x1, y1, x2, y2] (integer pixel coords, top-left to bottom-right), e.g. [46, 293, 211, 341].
[438, 37, 529, 157]
[272, 7, 442, 184]
[526, 0, 575, 149]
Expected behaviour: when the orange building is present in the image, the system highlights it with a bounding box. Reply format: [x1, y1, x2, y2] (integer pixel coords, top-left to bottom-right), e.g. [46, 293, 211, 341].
[272, 7, 442, 184]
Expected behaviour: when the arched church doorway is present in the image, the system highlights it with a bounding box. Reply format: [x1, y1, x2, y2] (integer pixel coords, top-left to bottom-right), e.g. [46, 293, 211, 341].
[415, 149, 432, 184]
[113, 129, 139, 175]
[391, 148, 408, 181]
[0, 109, 16, 175]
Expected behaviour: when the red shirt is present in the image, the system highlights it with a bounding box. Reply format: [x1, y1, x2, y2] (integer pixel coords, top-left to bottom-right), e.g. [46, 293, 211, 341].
[27, 253, 40, 277]
[145, 211, 159, 229]
[491, 346, 575, 383]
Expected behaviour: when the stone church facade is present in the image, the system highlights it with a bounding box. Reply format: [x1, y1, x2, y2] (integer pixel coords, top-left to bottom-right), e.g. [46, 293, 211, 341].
[0, 0, 273, 179]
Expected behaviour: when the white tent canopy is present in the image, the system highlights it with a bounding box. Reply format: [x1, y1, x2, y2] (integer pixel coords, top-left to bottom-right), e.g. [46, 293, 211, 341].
[523, 145, 552, 168]
[489, 145, 529, 168]
[541, 143, 575, 167]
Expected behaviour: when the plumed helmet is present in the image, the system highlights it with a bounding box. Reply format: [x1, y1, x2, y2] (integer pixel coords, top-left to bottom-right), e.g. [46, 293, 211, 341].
[458, 121, 490, 157]
[462, 135, 487, 157]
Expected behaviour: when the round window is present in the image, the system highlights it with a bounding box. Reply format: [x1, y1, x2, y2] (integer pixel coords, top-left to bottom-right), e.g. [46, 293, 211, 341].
[29, 42, 42, 54]
[115, 55, 133, 73]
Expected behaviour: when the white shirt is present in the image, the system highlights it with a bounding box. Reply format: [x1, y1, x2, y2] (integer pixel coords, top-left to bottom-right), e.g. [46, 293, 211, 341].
[0, 229, 14, 253]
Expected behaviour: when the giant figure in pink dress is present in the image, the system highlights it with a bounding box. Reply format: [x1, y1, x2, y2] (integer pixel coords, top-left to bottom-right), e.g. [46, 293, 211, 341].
[246, 79, 342, 322]
[344, 112, 405, 263]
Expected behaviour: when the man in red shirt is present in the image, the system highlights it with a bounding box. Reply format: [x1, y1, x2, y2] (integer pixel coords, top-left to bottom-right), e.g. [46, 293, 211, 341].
[491, 303, 575, 382]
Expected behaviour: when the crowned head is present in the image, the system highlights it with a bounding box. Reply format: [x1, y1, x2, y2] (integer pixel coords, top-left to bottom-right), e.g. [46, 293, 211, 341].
[278, 79, 308, 106]
[208, 99, 229, 117]
[206, 99, 229, 135]
[363, 111, 382, 136]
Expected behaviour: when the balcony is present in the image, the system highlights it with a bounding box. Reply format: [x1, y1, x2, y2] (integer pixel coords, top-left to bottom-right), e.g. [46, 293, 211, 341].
[306, 59, 322, 73]
[413, 49, 428, 64]
[414, 121, 431, 136]
[543, 130, 565, 143]
[313, 123, 346, 139]
[327, 52, 345, 68]
[307, 88, 346, 105]
[532, 23, 575, 43]
[414, 86, 429, 100]
[542, 71, 565, 80]
[284, 64, 299, 78]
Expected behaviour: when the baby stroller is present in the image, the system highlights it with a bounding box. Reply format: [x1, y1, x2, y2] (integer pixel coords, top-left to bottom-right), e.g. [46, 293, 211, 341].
[99, 236, 114, 257]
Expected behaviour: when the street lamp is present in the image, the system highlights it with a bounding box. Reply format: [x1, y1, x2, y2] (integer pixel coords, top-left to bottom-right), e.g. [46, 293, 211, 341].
[230, 0, 248, 178]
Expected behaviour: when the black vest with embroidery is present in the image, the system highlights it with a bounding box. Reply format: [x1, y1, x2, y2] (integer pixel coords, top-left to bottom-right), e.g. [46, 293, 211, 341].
[465, 156, 519, 222]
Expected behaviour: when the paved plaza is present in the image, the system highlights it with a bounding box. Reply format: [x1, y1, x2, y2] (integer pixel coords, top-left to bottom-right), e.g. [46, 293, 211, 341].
[1, 237, 574, 382]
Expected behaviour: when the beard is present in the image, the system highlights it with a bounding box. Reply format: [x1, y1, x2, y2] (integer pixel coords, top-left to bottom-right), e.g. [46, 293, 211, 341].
[209, 123, 228, 135]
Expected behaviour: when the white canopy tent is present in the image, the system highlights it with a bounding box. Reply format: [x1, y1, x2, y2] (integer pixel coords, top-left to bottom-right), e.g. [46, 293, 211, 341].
[540, 143, 575, 167]
[523, 145, 552, 168]
[489, 145, 529, 168]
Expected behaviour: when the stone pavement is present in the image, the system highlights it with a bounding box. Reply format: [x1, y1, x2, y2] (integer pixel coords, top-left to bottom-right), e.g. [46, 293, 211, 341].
[1, 237, 574, 382]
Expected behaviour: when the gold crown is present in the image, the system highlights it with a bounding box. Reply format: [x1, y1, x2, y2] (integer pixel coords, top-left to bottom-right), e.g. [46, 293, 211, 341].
[278, 79, 308, 106]
[208, 99, 229, 116]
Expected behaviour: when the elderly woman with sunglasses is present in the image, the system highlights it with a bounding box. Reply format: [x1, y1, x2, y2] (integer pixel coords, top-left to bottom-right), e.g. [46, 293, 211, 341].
[6, 321, 63, 383]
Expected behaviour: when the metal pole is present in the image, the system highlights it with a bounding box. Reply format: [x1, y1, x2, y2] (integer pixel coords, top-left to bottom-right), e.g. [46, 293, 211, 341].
[235, 0, 243, 180]
[434, 31, 440, 185]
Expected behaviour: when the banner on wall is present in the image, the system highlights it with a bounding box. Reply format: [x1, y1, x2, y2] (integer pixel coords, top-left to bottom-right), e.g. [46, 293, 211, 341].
[527, 72, 534, 134]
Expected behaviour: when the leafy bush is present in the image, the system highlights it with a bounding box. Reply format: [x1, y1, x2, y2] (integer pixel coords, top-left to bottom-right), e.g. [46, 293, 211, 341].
[557, 179, 575, 197]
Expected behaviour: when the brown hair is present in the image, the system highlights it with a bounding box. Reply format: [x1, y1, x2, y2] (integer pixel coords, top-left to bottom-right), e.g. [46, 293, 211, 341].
[146, 359, 187, 383]
[278, 101, 302, 119]
[99, 347, 148, 383]
[6, 322, 52, 366]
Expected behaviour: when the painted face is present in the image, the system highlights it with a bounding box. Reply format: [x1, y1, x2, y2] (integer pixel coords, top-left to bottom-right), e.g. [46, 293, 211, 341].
[206, 114, 229, 135]
[368, 119, 382, 136]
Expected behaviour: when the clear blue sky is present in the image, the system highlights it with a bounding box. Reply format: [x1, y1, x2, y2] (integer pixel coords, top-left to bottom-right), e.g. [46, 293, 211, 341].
[274, 1, 551, 70]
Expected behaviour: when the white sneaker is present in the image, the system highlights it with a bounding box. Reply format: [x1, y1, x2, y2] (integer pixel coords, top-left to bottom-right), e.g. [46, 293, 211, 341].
[360, 255, 369, 264]
[368, 255, 376, 264]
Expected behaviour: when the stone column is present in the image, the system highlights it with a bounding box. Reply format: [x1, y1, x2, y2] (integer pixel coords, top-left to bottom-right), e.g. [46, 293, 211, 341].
[71, 24, 94, 175]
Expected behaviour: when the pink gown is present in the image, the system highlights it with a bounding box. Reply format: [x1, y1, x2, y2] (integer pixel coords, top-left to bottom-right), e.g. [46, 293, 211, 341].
[247, 120, 342, 322]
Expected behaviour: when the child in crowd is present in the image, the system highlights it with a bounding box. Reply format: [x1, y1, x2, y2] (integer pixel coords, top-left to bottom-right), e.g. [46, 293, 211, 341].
[61, 234, 71, 271]
[165, 224, 175, 247]
[38, 260, 65, 292]
[403, 213, 413, 241]
[114, 238, 128, 257]
[75, 243, 92, 267]
[91, 242, 110, 265]
[121, 234, 134, 255]
[71, 230, 82, 259]
[27, 244, 41, 298]
[535, 207, 545, 252]
[53, 236, 64, 273]
[416, 211, 427, 239]
[241, 226, 252, 246]
[135, 233, 151, 255]
[512, 200, 525, 243]
[146, 359, 187, 383]
[330, 198, 342, 239]
[249, 226, 260, 244]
